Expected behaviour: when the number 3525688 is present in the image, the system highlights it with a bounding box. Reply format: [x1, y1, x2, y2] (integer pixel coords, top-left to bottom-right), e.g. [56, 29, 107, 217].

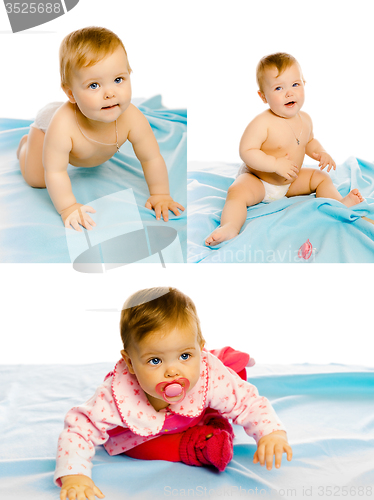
[5, 3, 62, 14]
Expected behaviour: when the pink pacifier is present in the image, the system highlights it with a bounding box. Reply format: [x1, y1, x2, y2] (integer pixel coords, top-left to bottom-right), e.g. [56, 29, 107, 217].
[155, 378, 190, 404]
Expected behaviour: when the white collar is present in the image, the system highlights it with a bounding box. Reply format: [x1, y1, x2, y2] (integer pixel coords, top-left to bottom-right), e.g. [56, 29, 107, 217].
[111, 353, 209, 437]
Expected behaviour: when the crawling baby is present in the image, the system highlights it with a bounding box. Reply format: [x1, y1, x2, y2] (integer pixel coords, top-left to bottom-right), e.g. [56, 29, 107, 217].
[17, 26, 184, 231]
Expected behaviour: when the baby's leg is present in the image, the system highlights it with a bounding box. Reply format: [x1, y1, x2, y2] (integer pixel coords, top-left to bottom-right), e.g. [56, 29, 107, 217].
[124, 433, 183, 462]
[205, 173, 265, 246]
[17, 127, 46, 188]
[124, 416, 234, 471]
[287, 168, 364, 208]
[179, 417, 234, 471]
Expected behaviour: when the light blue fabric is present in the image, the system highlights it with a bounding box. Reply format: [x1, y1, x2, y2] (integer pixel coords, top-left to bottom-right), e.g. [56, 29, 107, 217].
[0, 96, 186, 263]
[1, 362, 373, 499]
[188, 158, 374, 263]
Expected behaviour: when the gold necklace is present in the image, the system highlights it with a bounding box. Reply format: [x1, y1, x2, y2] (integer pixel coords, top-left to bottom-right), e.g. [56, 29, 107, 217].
[75, 107, 119, 151]
[284, 113, 303, 145]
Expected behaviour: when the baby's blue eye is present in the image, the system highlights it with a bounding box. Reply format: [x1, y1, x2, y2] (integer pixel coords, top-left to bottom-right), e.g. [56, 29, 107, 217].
[149, 358, 161, 366]
[114, 77, 123, 84]
[180, 353, 190, 361]
[275, 86, 282, 91]
[89, 83, 99, 90]
[292, 83, 299, 87]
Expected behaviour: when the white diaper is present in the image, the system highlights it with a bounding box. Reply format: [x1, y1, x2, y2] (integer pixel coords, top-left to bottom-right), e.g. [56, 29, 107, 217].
[237, 163, 290, 203]
[30, 102, 64, 133]
[259, 179, 291, 203]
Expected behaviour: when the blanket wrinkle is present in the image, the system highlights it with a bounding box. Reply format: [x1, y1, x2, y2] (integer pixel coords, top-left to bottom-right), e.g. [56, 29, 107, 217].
[1, 363, 374, 498]
[0, 96, 186, 263]
[188, 157, 374, 262]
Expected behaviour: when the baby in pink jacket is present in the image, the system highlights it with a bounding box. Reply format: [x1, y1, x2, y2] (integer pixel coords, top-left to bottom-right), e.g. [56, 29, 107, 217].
[55, 287, 292, 500]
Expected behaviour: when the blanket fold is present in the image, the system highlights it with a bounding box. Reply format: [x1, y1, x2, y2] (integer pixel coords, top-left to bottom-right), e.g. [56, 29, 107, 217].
[1, 362, 373, 498]
[188, 157, 374, 263]
[0, 96, 186, 263]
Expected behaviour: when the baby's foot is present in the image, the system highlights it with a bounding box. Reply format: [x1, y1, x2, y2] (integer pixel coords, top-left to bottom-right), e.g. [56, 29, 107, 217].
[198, 429, 233, 471]
[340, 189, 364, 208]
[16, 134, 28, 159]
[179, 424, 234, 472]
[205, 223, 239, 246]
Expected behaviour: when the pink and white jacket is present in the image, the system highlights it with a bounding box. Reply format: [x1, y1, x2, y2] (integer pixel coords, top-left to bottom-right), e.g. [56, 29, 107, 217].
[54, 351, 285, 484]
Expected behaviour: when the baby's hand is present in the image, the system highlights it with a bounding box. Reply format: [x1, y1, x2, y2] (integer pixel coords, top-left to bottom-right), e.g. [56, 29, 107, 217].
[145, 195, 185, 222]
[60, 474, 105, 500]
[313, 152, 336, 172]
[274, 154, 299, 181]
[253, 430, 292, 470]
[61, 203, 96, 232]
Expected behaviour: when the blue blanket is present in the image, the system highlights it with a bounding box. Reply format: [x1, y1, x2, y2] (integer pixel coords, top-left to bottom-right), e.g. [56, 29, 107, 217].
[0, 96, 186, 264]
[1, 363, 373, 499]
[188, 158, 374, 263]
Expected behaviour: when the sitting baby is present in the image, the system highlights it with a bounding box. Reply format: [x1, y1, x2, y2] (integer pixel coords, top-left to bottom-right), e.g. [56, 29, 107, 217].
[205, 52, 363, 246]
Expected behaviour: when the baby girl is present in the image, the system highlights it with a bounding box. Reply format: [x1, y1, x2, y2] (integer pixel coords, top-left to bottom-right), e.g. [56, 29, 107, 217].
[17, 27, 184, 231]
[205, 52, 364, 246]
[55, 287, 292, 500]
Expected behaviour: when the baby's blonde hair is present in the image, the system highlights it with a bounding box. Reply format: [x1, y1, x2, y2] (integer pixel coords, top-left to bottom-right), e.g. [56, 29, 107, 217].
[59, 26, 132, 88]
[256, 52, 301, 92]
[120, 287, 205, 351]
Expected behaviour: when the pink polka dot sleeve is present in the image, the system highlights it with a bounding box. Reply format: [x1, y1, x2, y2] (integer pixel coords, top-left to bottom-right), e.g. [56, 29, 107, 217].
[205, 353, 286, 443]
[54, 377, 123, 486]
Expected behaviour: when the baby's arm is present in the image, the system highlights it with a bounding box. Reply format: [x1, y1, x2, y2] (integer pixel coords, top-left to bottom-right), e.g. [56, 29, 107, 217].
[253, 430, 292, 470]
[54, 379, 123, 496]
[239, 116, 299, 181]
[43, 119, 96, 231]
[127, 106, 184, 221]
[305, 118, 336, 172]
[206, 353, 292, 469]
[60, 475, 104, 500]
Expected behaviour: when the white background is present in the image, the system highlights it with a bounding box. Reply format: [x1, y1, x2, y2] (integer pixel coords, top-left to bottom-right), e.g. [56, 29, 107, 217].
[0, 0, 189, 112]
[1, 0, 374, 367]
[187, 0, 374, 165]
[2, 263, 374, 367]
[2, 0, 374, 165]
